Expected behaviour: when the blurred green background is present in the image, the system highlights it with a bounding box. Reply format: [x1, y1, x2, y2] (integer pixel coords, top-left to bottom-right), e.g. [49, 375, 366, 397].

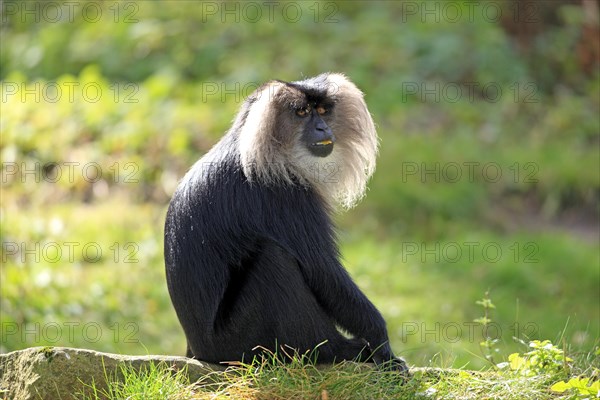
[1, 1, 598, 369]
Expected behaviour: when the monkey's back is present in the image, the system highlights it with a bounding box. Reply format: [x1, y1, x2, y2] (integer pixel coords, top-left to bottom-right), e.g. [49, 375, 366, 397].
[163, 137, 339, 353]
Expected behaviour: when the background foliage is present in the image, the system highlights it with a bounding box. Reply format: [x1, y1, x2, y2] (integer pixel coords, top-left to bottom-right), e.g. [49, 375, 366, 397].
[1, 0, 598, 370]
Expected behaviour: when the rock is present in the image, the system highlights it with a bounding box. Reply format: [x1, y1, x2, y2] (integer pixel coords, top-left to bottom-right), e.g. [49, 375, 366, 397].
[0, 347, 224, 400]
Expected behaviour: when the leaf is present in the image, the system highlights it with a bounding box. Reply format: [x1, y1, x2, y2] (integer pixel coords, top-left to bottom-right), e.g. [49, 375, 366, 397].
[588, 380, 600, 394]
[550, 381, 570, 393]
[508, 353, 526, 371]
[551, 377, 600, 396]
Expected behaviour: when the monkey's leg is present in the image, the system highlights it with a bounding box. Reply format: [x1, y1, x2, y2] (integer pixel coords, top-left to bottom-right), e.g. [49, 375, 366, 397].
[199, 239, 372, 364]
[241, 240, 372, 363]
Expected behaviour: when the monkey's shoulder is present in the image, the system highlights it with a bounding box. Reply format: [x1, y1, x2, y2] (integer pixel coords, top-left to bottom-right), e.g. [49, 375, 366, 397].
[180, 156, 312, 203]
[172, 156, 332, 238]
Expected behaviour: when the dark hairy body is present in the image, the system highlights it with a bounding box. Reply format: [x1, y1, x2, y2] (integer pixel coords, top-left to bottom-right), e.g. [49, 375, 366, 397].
[164, 73, 406, 371]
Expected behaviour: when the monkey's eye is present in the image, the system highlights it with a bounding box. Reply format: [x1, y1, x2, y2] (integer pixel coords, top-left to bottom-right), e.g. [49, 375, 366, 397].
[316, 106, 328, 115]
[296, 106, 310, 117]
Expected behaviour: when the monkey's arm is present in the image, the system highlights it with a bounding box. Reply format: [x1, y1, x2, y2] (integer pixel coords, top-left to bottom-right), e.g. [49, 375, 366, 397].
[308, 255, 395, 359]
[266, 235, 396, 362]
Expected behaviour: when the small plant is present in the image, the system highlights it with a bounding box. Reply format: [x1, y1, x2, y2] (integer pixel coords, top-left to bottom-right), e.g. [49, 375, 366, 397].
[551, 376, 599, 397]
[473, 291, 500, 366]
[501, 340, 572, 377]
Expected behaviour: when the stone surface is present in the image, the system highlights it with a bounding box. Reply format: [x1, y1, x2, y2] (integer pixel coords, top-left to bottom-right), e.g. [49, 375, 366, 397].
[0, 347, 224, 400]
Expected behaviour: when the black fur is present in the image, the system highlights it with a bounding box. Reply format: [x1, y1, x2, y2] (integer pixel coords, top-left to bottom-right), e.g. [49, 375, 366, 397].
[164, 86, 406, 372]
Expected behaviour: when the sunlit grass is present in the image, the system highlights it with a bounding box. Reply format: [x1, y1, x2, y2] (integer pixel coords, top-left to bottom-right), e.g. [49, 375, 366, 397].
[78, 346, 598, 399]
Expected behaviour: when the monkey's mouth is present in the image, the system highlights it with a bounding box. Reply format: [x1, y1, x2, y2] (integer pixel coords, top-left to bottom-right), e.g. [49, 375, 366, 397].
[309, 139, 334, 157]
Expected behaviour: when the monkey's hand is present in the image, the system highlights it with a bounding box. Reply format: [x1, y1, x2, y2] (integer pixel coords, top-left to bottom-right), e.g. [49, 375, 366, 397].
[385, 357, 410, 375]
[374, 354, 409, 374]
[367, 343, 409, 375]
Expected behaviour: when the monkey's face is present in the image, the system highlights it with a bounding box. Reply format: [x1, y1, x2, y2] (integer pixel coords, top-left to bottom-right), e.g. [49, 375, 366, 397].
[270, 82, 339, 160]
[238, 73, 378, 208]
[294, 101, 336, 158]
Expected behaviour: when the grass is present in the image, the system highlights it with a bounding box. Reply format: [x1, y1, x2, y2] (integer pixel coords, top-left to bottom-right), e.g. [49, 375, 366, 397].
[78, 345, 599, 400]
[80, 360, 196, 400]
[341, 229, 599, 369]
